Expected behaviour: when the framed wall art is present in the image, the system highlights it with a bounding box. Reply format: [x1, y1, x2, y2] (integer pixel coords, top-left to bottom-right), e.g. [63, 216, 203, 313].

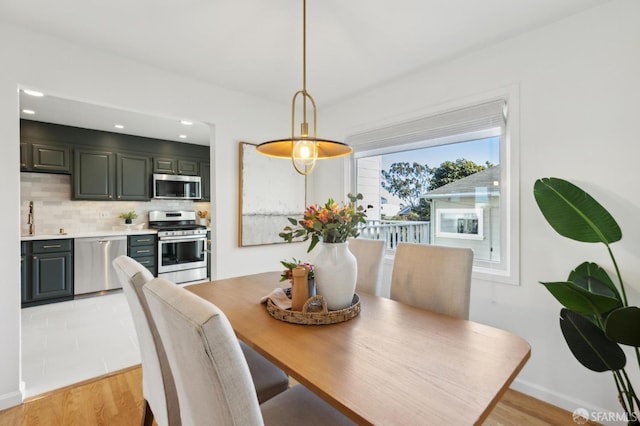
[238, 142, 306, 246]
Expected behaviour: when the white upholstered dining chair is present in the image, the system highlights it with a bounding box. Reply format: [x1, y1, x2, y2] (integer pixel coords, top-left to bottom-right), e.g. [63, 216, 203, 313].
[113, 255, 289, 426]
[143, 277, 356, 426]
[113, 255, 180, 426]
[390, 243, 473, 320]
[347, 238, 385, 296]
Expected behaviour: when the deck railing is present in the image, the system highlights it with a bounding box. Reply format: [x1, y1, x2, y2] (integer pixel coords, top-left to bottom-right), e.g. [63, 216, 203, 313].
[359, 220, 430, 249]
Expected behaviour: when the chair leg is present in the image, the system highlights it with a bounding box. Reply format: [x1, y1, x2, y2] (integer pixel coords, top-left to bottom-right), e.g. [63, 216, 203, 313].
[141, 399, 154, 426]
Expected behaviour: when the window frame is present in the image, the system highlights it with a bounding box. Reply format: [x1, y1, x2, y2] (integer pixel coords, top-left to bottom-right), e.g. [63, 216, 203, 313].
[347, 88, 520, 285]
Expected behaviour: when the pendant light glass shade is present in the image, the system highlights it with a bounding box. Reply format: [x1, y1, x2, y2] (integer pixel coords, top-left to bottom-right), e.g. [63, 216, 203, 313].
[256, 0, 351, 175]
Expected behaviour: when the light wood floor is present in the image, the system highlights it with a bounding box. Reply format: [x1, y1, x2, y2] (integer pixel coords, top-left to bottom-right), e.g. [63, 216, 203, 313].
[0, 365, 595, 425]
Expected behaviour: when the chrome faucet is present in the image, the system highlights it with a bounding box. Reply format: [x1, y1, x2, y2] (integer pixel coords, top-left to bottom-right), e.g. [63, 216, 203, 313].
[27, 201, 34, 235]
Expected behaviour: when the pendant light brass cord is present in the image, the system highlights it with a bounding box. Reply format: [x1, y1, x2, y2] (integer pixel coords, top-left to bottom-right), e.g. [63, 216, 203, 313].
[256, 0, 352, 175]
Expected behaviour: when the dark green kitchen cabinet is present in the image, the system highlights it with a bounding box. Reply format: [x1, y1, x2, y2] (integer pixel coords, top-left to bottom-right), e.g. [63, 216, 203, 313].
[21, 140, 71, 174]
[178, 159, 198, 175]
[153, 157, 199, 175]
[200, 161, 211, 201]
[74, 149, 151, 201]
[73, 149, 115, 200]
[116, 153, 151, 201]
[22, 239, 74, 307]
[127, 234, 157, 276]
[32, 143, 71, 173]
[153, 157, 176, 174]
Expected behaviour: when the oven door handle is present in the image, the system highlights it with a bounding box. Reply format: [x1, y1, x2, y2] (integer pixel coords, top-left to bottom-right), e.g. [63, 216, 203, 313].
[159, 235, 206, 242]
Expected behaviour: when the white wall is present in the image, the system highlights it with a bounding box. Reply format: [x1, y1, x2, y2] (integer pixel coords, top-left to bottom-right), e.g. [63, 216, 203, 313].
[320, 0, 640, 419]
[0, 23, 313, 408]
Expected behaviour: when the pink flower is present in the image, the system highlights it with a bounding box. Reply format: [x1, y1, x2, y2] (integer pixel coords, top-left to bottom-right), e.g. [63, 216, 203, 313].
[305, 204, 318, 216]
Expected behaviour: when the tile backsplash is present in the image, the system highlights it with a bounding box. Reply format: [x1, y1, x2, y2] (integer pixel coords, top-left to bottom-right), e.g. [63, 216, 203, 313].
[20, 172, 211, 235]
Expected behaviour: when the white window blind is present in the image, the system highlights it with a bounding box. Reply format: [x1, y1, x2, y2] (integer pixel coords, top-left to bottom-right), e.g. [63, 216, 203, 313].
[349, 99, 507, 157]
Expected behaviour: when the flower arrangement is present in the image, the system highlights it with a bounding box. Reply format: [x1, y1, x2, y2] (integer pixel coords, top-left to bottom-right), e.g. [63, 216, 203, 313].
[279, 258, 314, 282]
[197, 210, 208, 219]
[280, 193, 367, 252]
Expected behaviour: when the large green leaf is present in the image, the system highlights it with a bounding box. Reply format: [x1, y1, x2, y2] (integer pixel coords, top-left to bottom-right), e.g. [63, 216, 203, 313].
[541, 281, 622, 315]
[559, 309, 626, 372]
[533, 178, 622, 244]
[605, 307, 640, 347]
[568, 262, 621, 303]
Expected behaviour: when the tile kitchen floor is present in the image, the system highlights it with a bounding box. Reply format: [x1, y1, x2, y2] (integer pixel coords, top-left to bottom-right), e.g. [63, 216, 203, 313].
[21, 291, 140, 398]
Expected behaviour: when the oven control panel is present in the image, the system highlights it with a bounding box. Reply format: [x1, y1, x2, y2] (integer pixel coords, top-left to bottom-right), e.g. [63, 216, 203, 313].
[158, 229, 207, 237]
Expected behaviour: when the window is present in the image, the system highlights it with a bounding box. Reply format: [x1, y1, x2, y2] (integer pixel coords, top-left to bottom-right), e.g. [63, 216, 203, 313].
[436, 208, 484, 240]
[348, 93, 519, 284]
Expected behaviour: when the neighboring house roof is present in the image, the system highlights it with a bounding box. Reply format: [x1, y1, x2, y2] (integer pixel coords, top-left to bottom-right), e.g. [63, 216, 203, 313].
[422, 165, 501, 199]
[398, 205, 413, 216]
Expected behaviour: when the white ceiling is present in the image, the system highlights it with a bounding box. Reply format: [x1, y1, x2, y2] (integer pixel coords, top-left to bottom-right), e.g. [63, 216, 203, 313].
[19, 92, 212, 145]
[3, 0, 610, 145]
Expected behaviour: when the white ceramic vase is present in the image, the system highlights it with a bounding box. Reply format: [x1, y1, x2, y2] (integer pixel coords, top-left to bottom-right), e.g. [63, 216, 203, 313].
[313, 242, 357, 310]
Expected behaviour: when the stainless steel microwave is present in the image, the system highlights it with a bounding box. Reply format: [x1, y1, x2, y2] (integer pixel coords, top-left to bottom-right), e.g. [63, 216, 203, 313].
[153, 173, 202, 200]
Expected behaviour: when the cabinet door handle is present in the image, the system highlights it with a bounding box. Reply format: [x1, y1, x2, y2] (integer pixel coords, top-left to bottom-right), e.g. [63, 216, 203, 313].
[42, 245, 62, 249]
[139, 260, 150, 265]
[137, 249, 150, 253]
[137, 238, 151, 242]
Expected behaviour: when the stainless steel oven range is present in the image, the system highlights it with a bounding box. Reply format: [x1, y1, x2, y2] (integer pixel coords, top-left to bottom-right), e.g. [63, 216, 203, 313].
[148, 210, 208, 284]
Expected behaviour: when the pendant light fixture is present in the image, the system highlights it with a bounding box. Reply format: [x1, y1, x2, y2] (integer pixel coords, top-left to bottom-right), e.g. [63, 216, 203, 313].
[256, 0, 352, 175]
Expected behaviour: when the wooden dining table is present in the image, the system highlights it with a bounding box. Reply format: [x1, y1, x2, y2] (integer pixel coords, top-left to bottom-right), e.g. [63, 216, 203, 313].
[186, 271, 530, 425]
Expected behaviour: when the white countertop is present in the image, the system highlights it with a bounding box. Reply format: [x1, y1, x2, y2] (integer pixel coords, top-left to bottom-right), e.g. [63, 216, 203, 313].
[21, 229, 158, 241]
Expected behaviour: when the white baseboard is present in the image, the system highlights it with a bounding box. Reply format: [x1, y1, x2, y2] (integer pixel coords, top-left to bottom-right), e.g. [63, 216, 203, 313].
[0, 387, 24, 411]
[511, 377, 609, 415]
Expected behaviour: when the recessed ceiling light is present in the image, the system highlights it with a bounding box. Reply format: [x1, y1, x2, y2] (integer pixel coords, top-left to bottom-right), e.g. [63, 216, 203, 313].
[22, 109, 35, 115]
[179, 134, 187, 139]
[114, 124, 124, 129]
[180, 120, 193, 126]
[23, 89, 44, 97]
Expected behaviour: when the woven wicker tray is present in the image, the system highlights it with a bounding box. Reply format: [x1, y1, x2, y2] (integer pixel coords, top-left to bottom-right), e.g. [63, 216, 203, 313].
[266, 288, 360, 325]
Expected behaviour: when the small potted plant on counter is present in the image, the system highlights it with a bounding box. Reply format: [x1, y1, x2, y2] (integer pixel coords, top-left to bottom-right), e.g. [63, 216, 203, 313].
[119, 210, 138, 224]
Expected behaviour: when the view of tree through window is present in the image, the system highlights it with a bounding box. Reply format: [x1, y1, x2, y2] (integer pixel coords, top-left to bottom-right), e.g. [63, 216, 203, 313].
[356, 136, 500, 263]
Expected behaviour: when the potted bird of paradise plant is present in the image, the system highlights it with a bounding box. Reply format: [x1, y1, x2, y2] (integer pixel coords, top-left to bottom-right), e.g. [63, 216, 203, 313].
[534, 177, 639, 424]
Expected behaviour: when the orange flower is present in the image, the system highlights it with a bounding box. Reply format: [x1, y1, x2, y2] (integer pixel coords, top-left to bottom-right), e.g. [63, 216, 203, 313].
[317, 209, 331, 224]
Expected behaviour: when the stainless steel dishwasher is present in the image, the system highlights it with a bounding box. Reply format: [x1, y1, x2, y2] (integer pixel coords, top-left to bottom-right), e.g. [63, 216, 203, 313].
[74, 236, 127, 295]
